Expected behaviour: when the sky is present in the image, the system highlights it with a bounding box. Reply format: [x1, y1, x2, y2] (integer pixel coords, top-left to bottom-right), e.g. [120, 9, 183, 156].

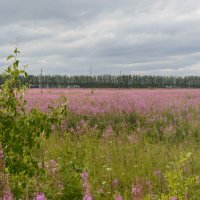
[0, 0, 200, 76]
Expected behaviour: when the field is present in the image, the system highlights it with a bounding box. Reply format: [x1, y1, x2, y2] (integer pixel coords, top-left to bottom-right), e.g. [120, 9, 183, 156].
[23, 88, 200, 199]
[26, 88, 200, 115]
[2, 86, 200, 199]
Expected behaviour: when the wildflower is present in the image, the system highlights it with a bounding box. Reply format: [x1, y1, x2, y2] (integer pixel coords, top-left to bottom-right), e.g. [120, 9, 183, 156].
[34, 193, 46, 200]
[81, 171, 93, 200]
[102, 125, 113, 140]
[132, 184, 142, 196]
[45, 159, 58, 174]
[61, 120, 68, 132]
[3, 191, 13, 200]
[76, 125, 84, 135]
[80, 120, 88, 128]
[154, 170, 162, 178]
[51, 124, 57, 132]
[115, 195, 123, 200]
[0, 150, 4, 159]
[170, 197, 178, 200]
[128, 134, 138, 144]
[83, 194, 92, 200]
[112, 179, 119, 187]
[81, 171, 89, 180]
[49, 159, 58, 173]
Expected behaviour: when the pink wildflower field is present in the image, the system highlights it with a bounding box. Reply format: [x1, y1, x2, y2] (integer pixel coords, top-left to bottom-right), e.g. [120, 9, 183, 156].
[26, 88, 200, 116]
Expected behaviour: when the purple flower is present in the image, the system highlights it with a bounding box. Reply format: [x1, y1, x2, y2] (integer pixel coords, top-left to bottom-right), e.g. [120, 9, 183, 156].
[51, 124, 57, 132]
[154, 170, 162, 177]
[3, 191, 13, 200]
[170, 197, 178, 200]
[49, 159, 57, 165]
[0, 150, 4, 159]
[45, 160, 58, 174]
[132, 185, 142, 195]
[102, 125, 113, 140]
[81, 171, 89, 180]
[83, 194, 92, 200]
[115, 195, 123, 200]
[112, 179, 119, 187]
[34, 193, 46, 200]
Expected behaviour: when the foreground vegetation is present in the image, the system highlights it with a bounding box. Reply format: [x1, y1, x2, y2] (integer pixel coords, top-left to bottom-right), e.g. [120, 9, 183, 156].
[1, 50, 200, 199]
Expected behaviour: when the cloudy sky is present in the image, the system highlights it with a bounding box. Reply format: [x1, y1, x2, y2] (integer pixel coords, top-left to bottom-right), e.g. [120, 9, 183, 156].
[0, 0, 200, 76]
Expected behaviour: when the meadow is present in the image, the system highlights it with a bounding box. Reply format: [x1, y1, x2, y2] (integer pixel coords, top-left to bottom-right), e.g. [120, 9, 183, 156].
[1, 51, 200, 200]
[24, 88, 200, 199]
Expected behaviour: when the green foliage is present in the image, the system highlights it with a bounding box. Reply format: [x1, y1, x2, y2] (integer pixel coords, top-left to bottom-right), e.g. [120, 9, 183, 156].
[144, 152, 200, 200]
[0, 49, 67, 198]
[59, 159, 83, 199]
[163, 152, 194, 199]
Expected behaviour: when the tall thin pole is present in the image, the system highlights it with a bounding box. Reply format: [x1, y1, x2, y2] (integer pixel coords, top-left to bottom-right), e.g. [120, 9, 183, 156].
[120, 70, 122, 88]
[89, 65, 93, 88]
[40, 68, 43, 94]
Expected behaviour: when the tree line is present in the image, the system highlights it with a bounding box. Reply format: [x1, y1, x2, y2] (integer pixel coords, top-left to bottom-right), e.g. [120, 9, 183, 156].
[1, 74, 200, 88]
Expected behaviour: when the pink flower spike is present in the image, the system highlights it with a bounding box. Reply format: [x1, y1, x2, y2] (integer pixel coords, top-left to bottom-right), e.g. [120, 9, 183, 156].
[34, 193, 46, 200]
[81, 171, 89, 180]
[170, 197, 178, 200]
[0, 150, 4, 159]
[83, 194, 92, 200]
[115, 194, 123, 200]
[3, 191, 13, 200]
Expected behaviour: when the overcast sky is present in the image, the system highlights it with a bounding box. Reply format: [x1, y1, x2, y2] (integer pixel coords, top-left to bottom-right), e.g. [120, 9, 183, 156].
[0, 0, 200, 76]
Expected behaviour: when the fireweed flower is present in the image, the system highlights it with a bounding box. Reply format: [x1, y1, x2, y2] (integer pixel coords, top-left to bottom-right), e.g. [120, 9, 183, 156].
[80, 119, 88, 128]
[132, 184, 142, 196]
[112, 179, 119, 187]
[51, 124, 57, 132]
[83, 194, 93, 200]
[45, 159, 58, 174]
[128, 134, 138, 144]
[26, 88, 200, 116]
[154, 170, 162, 178]
[34, 193, 46, 200]
[3, 191, 13, 200]
[102, 125, 113, 140]
[115, 195, 123, 200]
[170, 197, 178, 200]
[0, 150, 3, 159]
[61, 120, 68, 132]
[81, 171, 93, 200]
[81, 171, 89, 180]
[49, 159, 58, 173]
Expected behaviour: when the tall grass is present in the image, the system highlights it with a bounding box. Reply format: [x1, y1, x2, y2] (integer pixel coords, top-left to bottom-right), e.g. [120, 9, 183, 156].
[35, 107, 200, 199]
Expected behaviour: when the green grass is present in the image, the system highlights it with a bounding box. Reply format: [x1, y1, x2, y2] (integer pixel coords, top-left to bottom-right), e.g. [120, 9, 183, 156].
[40, 125, 200, 199]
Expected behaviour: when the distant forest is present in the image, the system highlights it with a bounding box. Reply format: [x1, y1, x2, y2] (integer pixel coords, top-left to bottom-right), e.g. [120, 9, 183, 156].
[1, 74, 200, 88]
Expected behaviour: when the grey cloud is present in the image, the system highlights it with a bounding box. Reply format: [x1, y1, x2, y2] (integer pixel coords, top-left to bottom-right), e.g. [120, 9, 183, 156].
[1, 0, 200, 75]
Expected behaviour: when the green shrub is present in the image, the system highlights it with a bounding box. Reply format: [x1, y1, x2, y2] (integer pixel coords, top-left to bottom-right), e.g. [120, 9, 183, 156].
[0, 49, 67, 198]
